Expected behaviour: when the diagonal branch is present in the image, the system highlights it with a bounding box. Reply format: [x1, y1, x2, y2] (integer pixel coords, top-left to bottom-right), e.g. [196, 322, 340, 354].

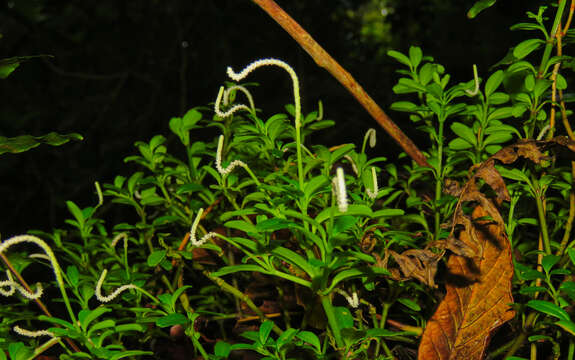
[251, 0, 430, 168]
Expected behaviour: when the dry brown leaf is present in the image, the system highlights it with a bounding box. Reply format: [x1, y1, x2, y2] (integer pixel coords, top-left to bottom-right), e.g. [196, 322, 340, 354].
[418, 205, 515, 359]
[390, 249, 443, 288]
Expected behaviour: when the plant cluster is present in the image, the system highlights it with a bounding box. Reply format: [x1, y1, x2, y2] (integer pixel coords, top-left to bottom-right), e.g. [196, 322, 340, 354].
[1, 1, 575, 359]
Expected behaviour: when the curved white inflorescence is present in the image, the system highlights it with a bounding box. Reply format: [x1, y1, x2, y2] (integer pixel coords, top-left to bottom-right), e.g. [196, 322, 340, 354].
[215, 134, 248, 177]
[0, 270, 43, 300]
[189, 208, 219, 247]
[13, 325, 54, 338]
[223, 84, 256, 111]
[365, 128, 377, 148]
[0, 235, 64, 301]
[95, 269, 139, 303]
[214, 86, 252, 118]
[226, 58, 301, 129]
[366, 167, 379, 200]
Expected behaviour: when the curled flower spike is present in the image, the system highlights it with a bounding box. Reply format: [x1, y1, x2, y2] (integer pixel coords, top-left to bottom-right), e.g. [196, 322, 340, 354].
[465, 64, 480, 96]
[226, 58, 301, 129]
[365, 128, 377, 148]
[223, 84, 256, 112]
[333, 167, 348, 213]
[189, 208, 219, 247]
[111, 232, 128, 249]
[216, 134, 248, 176]
[0, 271, 43, 300]
[214, 86, 252, 118]
[366, 167, 379, 200]
[343, 155, 359, 176]
[0, 235, 64, 301]
[336, 289, 359, 308]
[95, 269, 139, 303]
[13, 325, 54, 338]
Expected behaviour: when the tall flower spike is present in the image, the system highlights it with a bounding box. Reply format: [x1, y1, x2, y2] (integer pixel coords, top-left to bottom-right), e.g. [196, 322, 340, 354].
[226, 58, 301, 130]
[216, 134, 248, 176]
[333, 167, 348, 212]
[95, 269, 139, 303]
[366, 167, 379, 200]
[214, 86, 252, 118]
[189, 208, 218, 247]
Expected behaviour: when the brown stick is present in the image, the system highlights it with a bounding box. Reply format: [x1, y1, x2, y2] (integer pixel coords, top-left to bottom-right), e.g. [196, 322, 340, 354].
[251, 0, 430, 168]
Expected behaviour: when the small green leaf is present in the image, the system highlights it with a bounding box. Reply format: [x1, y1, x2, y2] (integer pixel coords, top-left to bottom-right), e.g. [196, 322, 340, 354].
[484, 70, 504, 97]
[79, 307, 112, 332]
[542, 255, 560, 274]
[513, 39, 544, 60]
[467, 0, 497, 19]
[155, 313, 188, 328]
[451, 122, 476, 145]
[8, 343, 33, 360]
[390, 101, 418, 112]
[214, 341, 232, 357]
[147, 250, 167, 267]
[334, 306, 354, 329]
[555, 319, 575, 336]
[527, 300, 570, 321]
[568, 248, 575, 267]
[409, 46, 423, 69]
[397, 298, 421, 311]
[387, 50, 412, 68]
[0, 61, 19, 79]
[449, 138, 473, 150]
[296, 331, 321, 353]
[225, 220, 259, 234]
[259, 320, 274, 345]
[67, 265, 79, 287]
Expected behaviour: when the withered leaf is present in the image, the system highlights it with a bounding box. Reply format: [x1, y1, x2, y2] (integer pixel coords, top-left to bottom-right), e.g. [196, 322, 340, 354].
[418, 205, 515, 360]
[390, 249, 443, 288]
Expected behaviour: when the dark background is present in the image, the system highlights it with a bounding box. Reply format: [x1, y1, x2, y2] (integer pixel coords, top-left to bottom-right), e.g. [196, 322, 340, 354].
[0, 0, 542, 235]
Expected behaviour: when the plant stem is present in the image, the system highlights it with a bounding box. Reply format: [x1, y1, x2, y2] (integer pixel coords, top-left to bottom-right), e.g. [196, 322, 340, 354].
[505, 311, 538, 358]
[558, 163, 575, 255]
[205, 271, 283, 336]
[538, 0, 567, 77]
[321, 294, 344, 350]
[534, 186, 552, 254]
[251, 0, 430, 168]
[434, 118, 445, 241]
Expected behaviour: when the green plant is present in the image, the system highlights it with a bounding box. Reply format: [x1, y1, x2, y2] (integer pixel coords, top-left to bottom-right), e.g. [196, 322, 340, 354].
[0, 1, 574, 359]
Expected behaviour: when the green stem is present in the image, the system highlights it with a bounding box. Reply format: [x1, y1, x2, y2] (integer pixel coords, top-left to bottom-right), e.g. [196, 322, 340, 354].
[205, 271, 283, 336]
[321, 294, 343, 350]
[538, 0, 567, 77]
[434, 118, 445, 241]
[505, 311, 538, 358]
[534, 189, 552, 254]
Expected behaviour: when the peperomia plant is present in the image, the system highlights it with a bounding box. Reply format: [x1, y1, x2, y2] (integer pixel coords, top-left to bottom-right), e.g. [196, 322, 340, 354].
[0, 0, 574, 359]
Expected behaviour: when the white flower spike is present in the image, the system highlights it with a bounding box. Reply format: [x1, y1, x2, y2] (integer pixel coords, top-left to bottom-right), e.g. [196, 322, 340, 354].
[366, 167, 379, 200]
[215, 135, 248, 177]
[13, 325, 54, 338]
[95, 269, 139, 303]
[189, 208, 218, 247]
[333, 167, 348, 213]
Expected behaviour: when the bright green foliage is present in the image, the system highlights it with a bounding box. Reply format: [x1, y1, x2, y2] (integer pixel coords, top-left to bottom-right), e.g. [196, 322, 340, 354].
[0, 1, 574, 359]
